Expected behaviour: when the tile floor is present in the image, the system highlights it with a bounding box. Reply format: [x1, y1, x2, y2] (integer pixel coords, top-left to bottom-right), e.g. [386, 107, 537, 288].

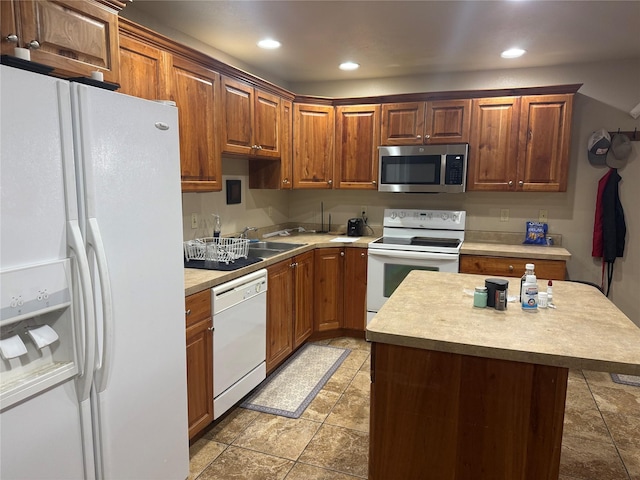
[189, 337, 640, 480]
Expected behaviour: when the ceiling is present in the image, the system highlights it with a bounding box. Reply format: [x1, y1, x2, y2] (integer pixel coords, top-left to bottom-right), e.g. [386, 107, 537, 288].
[124, 0, 640, 84]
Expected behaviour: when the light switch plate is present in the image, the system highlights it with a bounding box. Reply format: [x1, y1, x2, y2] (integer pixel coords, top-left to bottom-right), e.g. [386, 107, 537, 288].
[500, 209, 509, 222]
[539, 209, 548, 222]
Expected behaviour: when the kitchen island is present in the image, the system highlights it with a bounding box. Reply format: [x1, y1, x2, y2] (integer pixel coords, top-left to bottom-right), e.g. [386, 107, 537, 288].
[366, 271, 640, 480]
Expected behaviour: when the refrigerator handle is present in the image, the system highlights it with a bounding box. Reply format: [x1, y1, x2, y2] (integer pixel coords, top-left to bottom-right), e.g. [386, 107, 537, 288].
[86, 217, 113, 394]
[67, 220, 97, 403]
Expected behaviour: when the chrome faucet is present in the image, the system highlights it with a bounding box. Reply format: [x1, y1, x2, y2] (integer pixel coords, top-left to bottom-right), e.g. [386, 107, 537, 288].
[239, 226, 257, 239]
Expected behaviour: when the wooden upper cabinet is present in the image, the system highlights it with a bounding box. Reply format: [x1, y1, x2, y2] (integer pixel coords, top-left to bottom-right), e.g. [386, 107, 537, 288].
[381, 102, 425, 145]
[517, 94, 573, 192]
[249, 98, 293, 189]
[220, 76, 281, 158]
[293, 103, 335, 189]
[381, 100, 471, 145]
[335, 104, 381, 189]
[167, 55, 222, 192]
[468, 94, 573, 192]
[1, 0, 121, 82]
[425, 99, 472, 144]
[467, 96, 521, 191]
[118, 33, 168, 100]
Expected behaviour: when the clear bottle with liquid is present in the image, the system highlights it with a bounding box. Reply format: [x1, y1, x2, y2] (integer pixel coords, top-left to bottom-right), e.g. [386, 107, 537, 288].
[212, 214, 221, 238]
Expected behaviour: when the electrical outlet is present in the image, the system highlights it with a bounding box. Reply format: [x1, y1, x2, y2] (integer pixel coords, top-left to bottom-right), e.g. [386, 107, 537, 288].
[360, 206, 367, 219]
[539, 209, 548, 222]
[191, 213, 198, 229]
[500, 209, 509, 222]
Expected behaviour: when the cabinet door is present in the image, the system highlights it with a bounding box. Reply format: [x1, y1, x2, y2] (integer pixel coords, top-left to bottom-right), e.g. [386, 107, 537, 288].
[380, 102, 425, 145]
[517, 95, 573, 192]
[253, 89, 281, 158]
[335, 105, 380, 189]
[293, 251, 314, 348]
[168, 55, 222, 192]
[293, 103, 335, 189]
[18, 0, 120, 82]
[185, 290, 213, 439]
[0, 1, 19, 56]
[314, 248, 344, 332]
[248, 98, 292, 189]
[220, 76, 254, 156]
[425, 99, 472, 144]
[467, 97, 521, 191]
[343, 248, 368, 331]
[266, 259, 294, 373]
[118, 33, 167, 100]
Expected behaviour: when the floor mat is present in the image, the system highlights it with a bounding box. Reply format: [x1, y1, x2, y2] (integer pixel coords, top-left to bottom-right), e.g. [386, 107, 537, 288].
[610, 373, 640, 387]
[241, 343, 350, 418]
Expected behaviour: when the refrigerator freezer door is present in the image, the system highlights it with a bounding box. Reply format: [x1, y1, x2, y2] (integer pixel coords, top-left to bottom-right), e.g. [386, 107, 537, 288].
[0, 66, 91, 479]
[71, 84, 189, 479]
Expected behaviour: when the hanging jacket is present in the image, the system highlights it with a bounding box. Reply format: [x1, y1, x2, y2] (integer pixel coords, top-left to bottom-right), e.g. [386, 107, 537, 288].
[592, 169, 614, 257]
[601, 169, 626, 262]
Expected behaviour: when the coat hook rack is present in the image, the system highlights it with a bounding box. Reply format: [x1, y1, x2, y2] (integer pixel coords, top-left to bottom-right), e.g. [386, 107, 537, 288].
[608, 127, 639, 141]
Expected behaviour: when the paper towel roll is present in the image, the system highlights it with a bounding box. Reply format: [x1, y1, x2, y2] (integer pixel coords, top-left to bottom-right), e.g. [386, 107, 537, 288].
[630, 102, 640, 119]
[14, 47, 30, 61]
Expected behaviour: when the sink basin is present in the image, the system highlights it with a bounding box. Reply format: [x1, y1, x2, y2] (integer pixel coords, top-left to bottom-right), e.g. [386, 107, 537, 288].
[247, 241, 305, 259]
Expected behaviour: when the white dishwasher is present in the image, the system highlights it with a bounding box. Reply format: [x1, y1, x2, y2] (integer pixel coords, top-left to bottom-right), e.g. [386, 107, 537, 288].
[212, 268, 267, 419]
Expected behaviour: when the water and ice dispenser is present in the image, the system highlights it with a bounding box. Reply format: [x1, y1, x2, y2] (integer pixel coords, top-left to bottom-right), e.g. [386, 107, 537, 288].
[0, 260, 79, 411]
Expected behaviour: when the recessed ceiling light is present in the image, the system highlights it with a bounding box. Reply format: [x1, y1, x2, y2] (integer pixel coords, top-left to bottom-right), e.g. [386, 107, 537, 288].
[339, 61, 360, 71]
[501, 48, 526, 59]
[257, 39, 281, 49]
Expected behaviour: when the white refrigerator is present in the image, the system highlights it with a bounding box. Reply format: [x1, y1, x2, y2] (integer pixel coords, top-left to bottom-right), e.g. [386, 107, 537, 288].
[0, 65, 189, 479]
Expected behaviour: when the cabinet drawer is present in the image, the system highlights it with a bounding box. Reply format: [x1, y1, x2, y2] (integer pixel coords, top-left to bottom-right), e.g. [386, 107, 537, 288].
[185, 289, 211, 327]
[459, 255, 566, 280]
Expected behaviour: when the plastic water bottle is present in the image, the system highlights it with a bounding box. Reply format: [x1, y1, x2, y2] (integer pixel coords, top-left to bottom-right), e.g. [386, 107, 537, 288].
[521, 274, 539, 312]
[520, 263, 535, 301]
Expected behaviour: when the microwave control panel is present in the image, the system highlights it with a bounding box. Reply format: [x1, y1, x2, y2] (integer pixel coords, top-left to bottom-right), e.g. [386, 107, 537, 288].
[444, 155, 465, 185]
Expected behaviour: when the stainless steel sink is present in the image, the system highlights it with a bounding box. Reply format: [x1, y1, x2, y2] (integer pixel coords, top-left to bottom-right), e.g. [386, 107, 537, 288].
[246, 241, 305, 259]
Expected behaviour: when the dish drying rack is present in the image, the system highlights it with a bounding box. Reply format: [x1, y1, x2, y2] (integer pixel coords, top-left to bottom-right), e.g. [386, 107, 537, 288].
[184, 237, 249, 264]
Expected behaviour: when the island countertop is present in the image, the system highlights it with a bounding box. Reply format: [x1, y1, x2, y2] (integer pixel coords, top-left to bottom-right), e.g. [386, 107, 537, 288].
[366, 270, 640, 375]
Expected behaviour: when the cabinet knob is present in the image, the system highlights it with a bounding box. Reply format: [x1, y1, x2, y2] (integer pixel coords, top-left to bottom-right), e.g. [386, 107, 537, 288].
[208, 326, 214, 332]
[256, 145, 263, 150]
[416, 135, 422, 139]
[327, 179, 332, 185]
[185, 309, 191, 316]
[340, 251, 345, 257]
[282, 178, 289, 184]
[424, 134, 431, 139]
[372, 180, 377, 185]
[509, 265, 514, 272]
[5, 34, 18, 43]
[508, 180, 514, 186]
[27, 40, 40, 50]
[519, 180, 524, 186]
[361, 252, 366, 257]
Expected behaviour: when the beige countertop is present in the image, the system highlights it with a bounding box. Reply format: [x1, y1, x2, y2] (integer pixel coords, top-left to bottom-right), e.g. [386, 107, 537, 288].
[460, 242, 571, 261]
[184, 233, 377, 296]
[366, 270, 640, 375]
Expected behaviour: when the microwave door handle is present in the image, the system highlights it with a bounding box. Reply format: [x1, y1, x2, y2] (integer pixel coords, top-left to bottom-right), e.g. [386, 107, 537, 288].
[368, 249, 457, 261]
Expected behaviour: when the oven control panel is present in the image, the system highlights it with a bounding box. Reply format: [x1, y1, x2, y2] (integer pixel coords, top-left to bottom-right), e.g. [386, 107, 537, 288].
[383, 209, 466, 230]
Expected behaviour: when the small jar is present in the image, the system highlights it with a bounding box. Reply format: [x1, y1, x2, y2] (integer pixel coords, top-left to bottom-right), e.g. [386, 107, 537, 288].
[538, 291, 548, 308]
[473, 286, 488, 308]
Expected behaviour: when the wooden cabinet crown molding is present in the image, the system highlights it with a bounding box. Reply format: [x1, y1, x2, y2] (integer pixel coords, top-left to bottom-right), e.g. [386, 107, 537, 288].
[118, 17, 294, 101]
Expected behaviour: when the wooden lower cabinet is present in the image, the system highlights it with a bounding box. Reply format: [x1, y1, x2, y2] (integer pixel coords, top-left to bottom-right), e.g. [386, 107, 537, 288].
[369, 342, 568, 480]
[266, 251, 314, 373]
[343, 247, 368, 331]
[459, 254, 566, 280]
[185, 290, 214, 439]
[314, 248, 345, 332]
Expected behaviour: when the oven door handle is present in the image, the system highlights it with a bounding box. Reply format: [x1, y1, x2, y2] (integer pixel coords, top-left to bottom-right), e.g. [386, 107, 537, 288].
[368, 249, 458, 261]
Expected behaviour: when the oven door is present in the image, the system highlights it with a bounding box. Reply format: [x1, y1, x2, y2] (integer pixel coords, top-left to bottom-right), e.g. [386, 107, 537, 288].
[367, 248, 459, 317]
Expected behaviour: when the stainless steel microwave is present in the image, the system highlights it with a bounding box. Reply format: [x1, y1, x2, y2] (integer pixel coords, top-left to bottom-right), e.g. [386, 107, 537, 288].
[378, 144, 468, 193]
